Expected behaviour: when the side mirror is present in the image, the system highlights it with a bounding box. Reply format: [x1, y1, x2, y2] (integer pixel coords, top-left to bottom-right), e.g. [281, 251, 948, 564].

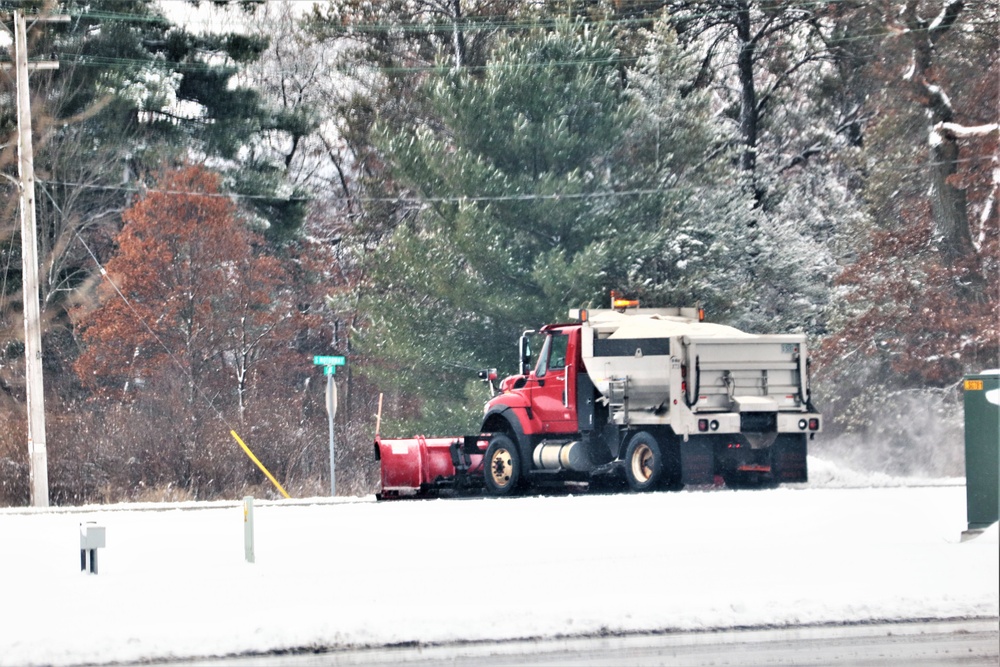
[519, 332, 534, 375]
[478, 368, 499, 396]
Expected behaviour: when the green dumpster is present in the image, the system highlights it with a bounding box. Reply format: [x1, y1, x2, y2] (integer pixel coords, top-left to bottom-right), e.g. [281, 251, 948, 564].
[963, 371, 999, 532]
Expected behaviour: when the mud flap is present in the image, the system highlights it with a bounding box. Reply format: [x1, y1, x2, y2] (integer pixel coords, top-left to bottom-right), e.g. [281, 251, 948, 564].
[680, 438, 715, 485]
[772, 434, 808, 483]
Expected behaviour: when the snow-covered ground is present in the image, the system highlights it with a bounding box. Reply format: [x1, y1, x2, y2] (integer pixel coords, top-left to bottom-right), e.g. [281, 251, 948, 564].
[0, 457, 996, 667]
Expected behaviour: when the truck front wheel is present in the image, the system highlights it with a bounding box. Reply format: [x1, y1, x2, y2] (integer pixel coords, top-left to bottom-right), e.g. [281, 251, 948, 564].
[484, 434, 521, 496]
[624, 431, 663, 492]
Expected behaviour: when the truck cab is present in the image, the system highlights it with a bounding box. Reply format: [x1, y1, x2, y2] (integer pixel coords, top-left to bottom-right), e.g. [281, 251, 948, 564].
[481, 321, 622, 495]
[490, 324, 583, 436]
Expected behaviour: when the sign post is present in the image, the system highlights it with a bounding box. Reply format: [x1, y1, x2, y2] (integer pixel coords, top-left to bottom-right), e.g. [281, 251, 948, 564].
[313, 355, 346, 496]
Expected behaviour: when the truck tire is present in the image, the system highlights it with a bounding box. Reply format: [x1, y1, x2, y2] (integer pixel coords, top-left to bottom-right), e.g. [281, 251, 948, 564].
[624, 431, 663, 492]
[484, 434, 521, 496]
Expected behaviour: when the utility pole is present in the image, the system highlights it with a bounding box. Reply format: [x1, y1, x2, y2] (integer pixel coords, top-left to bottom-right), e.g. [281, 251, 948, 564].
[2, 10, 68, 507]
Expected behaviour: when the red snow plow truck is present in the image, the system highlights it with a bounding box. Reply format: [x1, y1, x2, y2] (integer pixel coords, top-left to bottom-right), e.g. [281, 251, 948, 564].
[374, 299, 821, 498]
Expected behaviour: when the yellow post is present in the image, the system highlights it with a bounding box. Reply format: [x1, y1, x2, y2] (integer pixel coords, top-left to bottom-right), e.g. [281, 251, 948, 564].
[230, 430, 291, 499]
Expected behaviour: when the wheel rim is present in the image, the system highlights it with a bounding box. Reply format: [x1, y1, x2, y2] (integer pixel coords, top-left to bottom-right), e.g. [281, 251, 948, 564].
[490, 448, 514, 487]
[631, 443, 654, 483]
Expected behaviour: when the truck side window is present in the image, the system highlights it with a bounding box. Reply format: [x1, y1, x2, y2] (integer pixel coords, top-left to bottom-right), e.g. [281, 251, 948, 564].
[537, 333, 568, 378]
[549, 333, 568, 370]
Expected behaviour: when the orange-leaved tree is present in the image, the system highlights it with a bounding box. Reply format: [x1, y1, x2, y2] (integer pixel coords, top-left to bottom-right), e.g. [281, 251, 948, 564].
[74, 164, 305, 425]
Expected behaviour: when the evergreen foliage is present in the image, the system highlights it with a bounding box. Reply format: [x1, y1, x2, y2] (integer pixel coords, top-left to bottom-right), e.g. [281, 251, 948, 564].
[357, 16, 754, 434]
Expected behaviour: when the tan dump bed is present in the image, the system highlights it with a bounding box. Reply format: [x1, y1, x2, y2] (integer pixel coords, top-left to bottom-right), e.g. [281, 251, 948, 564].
[580, 309, 808, 415]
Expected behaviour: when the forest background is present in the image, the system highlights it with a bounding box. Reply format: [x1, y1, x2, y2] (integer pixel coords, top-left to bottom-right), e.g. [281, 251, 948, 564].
[0, 0, 996, 505]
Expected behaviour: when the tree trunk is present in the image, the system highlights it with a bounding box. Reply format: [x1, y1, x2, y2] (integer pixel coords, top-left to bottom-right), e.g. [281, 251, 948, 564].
[735, 0, 758, 176]
[902, 0, 975, 262]
[451, 0, 466, 68]
[929, 130, 975, 261]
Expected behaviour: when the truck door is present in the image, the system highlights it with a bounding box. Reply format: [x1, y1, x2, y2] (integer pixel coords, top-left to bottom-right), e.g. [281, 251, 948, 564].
[531, 331, 577, 434]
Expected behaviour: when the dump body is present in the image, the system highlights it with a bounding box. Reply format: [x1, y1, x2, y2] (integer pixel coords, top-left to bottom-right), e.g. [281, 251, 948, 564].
[580, 308, 815, 439]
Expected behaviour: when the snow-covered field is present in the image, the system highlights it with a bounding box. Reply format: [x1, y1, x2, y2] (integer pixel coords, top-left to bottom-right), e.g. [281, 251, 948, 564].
[0, 457, 996, 667]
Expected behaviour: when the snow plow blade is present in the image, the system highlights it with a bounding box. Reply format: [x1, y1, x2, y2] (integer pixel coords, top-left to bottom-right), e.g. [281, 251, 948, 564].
[374, 435, 487, 499]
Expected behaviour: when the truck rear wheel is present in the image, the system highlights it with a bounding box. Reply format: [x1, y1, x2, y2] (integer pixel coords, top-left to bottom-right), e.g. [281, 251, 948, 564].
[484, 434, 521, 496]
[624, 431, 663, 492]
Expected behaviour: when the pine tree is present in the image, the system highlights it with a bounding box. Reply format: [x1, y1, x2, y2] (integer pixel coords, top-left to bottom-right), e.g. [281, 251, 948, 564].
[0, 0, 308, 344]
[357, 16, 748, 434]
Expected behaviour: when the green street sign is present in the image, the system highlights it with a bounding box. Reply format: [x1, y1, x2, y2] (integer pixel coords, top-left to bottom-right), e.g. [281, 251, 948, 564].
[313, 355, 346, 366]
[324, 366, 337, 375]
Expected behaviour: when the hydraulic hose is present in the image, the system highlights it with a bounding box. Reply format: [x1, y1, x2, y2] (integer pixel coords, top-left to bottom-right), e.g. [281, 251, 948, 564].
[685, 356, 701, 409]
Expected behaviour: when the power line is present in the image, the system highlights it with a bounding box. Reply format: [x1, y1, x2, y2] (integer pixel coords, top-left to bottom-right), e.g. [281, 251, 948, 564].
[56, 0, 998, 35]
[36, 179, 311, 202]
[33, 150, 1000, 206]
[20, 0, 995, 80]
[45, 21, 998, 79]
[51, 51, 633, 74]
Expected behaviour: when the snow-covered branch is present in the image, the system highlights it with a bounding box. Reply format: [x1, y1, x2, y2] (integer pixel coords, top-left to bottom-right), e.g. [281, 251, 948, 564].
[929, 121, 1000, 147]
[900, 0, 965, 114]
[928, 0, 964, 42]
[934, 122, 1000, 139]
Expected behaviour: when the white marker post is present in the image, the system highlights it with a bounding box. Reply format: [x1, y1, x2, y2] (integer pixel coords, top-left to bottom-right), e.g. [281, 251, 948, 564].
[313, 355, 346, 497]
[243, 496, 254, 564]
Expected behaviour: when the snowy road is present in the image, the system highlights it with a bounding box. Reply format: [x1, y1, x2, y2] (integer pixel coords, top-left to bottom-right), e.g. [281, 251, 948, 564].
[0, 464, 997, 666]
[169, 619, 1000, 666]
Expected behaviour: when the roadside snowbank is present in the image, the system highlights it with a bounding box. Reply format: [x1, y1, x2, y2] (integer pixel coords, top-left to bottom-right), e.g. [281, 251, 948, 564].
[0, 459, 995, 666]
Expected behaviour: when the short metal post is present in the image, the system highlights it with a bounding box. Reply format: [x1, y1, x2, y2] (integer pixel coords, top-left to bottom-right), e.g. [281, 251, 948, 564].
[243, 496, 255, 564]
[79, 522, 105, 574]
